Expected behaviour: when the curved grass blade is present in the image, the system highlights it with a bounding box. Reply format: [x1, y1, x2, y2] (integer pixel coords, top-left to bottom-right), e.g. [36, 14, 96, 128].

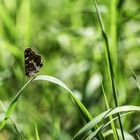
[34, 75, 93, 121]
[73, 105, 140, 140]
[85, 112, 135, 140]
[0, 74, 103, 139]
[0, 101, 25, 139]
[34, 75, 103, 139]
[0, 77, 35, 130]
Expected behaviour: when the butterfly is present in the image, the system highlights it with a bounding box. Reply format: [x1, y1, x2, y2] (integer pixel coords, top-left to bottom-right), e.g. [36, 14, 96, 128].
[24, 48, 43, 77]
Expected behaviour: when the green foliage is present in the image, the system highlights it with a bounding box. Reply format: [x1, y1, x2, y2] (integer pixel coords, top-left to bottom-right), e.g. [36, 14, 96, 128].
[0, 0, 140, 139]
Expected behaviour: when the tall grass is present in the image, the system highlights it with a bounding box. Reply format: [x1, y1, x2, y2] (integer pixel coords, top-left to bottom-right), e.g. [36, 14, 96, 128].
[1, 75, 140, 139]
[92, 0, 124, 139]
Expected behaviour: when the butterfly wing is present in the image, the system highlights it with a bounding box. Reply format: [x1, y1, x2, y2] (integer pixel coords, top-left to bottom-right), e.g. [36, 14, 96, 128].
[24, 48, 43, 77]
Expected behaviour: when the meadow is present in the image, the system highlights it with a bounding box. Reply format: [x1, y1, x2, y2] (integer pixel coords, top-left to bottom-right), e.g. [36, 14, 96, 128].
[0, 0, 140, 139]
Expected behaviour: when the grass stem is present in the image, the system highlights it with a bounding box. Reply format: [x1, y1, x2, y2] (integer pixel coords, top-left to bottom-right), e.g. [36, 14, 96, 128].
[93, 0, 125, 139]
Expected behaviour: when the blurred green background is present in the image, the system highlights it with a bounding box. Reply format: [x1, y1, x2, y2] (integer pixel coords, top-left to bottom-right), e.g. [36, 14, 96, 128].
[0, 0, 140, 139]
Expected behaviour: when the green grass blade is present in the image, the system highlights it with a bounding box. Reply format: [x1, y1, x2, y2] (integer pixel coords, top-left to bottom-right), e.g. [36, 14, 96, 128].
[0, 75, 103, 139]
[102, 85, 110, 109]
[34, 75, 93, 121]
[73, 105, 140, 140]
[102, 85, 118, 140]
[73, 109, 113, 140]
[0, 101, 25, 139]
[0, 77, 34, 130]
[92, 0, 124, 139]
[34, 75, 103, 139]
[110, 0, 117, 69]
[85, 112, 134, 140]
[35, 123, 40, 140]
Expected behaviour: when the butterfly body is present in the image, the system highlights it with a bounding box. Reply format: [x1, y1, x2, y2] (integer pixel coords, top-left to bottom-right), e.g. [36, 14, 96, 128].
[24, 48, 43, 77]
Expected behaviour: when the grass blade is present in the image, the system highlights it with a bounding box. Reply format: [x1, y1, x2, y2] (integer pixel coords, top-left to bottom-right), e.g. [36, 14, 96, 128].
[34, 75, 104, 139]
[34, 75, 93, 121]
[85, 112, 134, 140]
[35, 123, 40, 140]
[73, 105, 140, 140]
[0, 77, 35, 130]
[0, 75, 103, 139]
[102, 85, 119, 140]
[92, 0, 124, 139]
[0, 101, 25, 139]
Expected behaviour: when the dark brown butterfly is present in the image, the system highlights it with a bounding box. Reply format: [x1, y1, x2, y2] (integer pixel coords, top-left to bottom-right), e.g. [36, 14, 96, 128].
[24, 48, 43, 77]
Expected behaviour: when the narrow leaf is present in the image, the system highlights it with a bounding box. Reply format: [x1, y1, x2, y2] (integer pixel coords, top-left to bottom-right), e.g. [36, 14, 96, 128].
[0, 77, 34, 130]
[35, 123, 40, 140]
[34, 75, 103, 139]
[73, 105, 140, 140]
